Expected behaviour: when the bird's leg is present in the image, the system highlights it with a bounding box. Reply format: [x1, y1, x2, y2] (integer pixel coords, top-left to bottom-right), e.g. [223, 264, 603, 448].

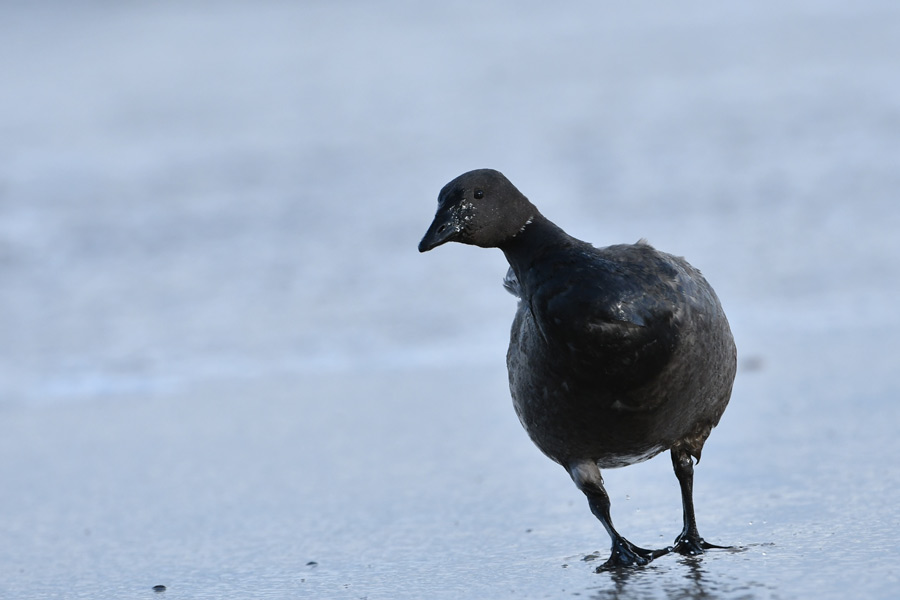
[670, 447, 727, 555]
[569, 461, 669, 569]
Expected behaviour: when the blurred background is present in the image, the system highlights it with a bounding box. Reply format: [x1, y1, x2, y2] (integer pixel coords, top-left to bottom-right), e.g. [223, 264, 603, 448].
[1, 2, 898, 599]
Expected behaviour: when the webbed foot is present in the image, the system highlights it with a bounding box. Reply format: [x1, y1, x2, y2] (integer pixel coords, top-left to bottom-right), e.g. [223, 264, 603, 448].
[672, 533, 729, 556]
[597, 537, 670, 571]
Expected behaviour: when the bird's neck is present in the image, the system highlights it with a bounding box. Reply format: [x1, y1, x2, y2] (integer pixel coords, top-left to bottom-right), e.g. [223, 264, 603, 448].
[499, 212, 576, 281]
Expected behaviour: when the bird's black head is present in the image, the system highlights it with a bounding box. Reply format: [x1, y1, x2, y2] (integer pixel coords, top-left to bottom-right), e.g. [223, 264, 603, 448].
[418, 169, 537, 252]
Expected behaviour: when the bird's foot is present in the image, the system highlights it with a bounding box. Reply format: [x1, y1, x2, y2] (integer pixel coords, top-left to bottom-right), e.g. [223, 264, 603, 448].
[597, 537, 670, 571]
[672, 533, 729, 556]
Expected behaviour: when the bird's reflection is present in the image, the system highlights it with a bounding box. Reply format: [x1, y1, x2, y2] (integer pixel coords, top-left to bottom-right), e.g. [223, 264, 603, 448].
[585, 548, 763, 600]
[675, 555, 711, 598]
[586, 555, 709, 599]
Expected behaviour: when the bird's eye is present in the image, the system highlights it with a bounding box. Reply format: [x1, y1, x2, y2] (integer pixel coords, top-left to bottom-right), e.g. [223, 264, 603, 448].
[474, 189, 484, 199]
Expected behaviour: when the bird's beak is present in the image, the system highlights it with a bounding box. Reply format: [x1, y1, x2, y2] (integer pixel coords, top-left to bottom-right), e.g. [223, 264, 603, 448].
[418, 208, 460, 252]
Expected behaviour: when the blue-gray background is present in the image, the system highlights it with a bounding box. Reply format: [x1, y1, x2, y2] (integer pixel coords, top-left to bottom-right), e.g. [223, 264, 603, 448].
[2, 2, 898, 598]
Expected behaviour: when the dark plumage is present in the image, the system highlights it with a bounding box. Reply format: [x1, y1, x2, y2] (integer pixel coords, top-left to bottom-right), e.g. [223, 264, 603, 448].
[419, 169, 737, 569]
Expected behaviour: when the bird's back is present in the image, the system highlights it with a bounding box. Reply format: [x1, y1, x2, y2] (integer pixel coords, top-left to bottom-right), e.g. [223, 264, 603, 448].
[505, 241, 736, 467]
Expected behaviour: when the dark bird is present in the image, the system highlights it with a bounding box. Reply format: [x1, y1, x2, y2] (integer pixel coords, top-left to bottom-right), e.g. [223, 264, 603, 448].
[418, 169, 736, 569]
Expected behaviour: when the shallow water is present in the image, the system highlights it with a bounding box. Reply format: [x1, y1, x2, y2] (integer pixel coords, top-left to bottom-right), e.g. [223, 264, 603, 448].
[2, 2, 900, 598]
